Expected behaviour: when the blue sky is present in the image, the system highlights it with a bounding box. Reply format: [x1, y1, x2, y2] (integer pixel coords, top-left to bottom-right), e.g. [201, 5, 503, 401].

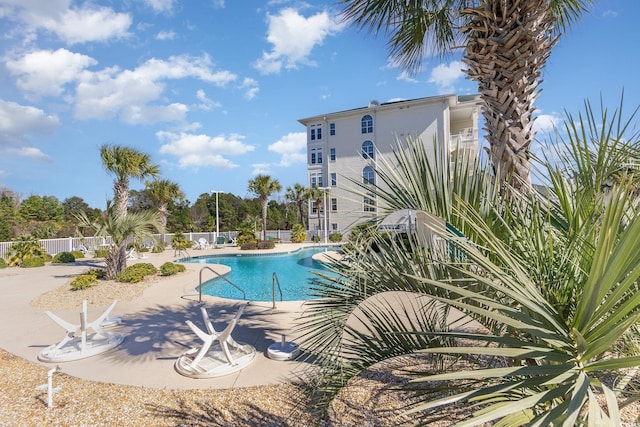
[0, 0, 638, 209]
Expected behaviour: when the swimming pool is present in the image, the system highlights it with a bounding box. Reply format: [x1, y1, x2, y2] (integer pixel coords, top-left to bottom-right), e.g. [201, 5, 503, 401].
[183, 246, 338, 301]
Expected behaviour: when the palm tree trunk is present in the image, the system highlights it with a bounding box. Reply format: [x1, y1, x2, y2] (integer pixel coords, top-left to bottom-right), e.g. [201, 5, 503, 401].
[262, 199, 268, 241]
[462, 0, 556, 189]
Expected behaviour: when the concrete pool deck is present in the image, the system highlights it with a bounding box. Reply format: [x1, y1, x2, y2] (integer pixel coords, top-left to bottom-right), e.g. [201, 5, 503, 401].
[0, 243, 336, 390]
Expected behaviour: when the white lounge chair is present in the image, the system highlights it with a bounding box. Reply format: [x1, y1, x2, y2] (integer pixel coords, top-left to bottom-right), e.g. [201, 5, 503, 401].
[196, 238, 210, 250]
[125, 247, 137, 260]
[175, 305, 256, 378]
[38, 301, 124, 363]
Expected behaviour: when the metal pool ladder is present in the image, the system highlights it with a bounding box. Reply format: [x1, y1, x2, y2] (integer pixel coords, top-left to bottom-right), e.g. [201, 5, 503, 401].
[272, 272, 283, 309]
[198, 266, 246, 303]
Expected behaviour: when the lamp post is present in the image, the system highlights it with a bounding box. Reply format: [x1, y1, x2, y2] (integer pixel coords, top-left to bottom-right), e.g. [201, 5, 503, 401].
[211, 190, 220, 243]
[319, 187, 330, 244]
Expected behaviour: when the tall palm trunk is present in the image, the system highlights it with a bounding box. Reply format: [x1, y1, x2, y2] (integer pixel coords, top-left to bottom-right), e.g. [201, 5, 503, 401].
[297, 200, 306, 228]
[261, 199, 268, 241]
[463, 0, 556, 188]
[113, 177, 130, 270]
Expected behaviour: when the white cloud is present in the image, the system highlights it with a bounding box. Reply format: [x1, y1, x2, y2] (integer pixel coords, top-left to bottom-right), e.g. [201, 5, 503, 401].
[0, 100, 59, 146]
[240, 77, 259, 100]
[268, 132, 306, 166]
[251, 163, 271, 175]
[533, 112, 562, 134]
[397, 70, 418, 83]
[253, 8, 343, 75]
[3, 146, 50, 161]
[428, 60, 465, 94]
[142, 0, 177, 13]
[74, 54, 237, 123]
[157, 131, 255, 169]
[195, 89, 221, 111]
[122, 103, 188, 125]
[5, 1, 132, 44]
[5, 48, 96, 97]
[155, 30, 176, 40]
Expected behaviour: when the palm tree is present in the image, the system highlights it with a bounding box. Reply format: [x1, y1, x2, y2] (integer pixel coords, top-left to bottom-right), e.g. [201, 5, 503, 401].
[247, 174, 282, 241]
[100, 144, 160, 219]
[145, 179, 184, 235]
[100, 144, 159, 267]
[308, 187, 326, 236]
[285, 183, 310, 228]
[339, 0, 591, 188]
[298, 96, 640, 424]
[76, 201, 160, 280]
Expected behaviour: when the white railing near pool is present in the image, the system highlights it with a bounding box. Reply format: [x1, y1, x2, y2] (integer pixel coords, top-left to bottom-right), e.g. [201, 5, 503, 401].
[0, 229, 330, 259]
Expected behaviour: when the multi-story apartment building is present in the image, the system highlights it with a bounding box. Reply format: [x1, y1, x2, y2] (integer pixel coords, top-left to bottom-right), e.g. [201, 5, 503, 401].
[298, 94, 481, 237]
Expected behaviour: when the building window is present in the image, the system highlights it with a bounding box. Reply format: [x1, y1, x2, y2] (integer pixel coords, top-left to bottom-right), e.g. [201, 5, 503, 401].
[362, 140, 374, 159]
[329, 123, 335, 135]
[317, 148, 323, 164]
[331, 198, 337, 212]
[361, 114, 373, 134]
[311, 201, 317, 214]
[310, 149, 316, 165]
[331, 173, 337, 186]
[310, 124, 322, 140]
[330, 148, 336, 161]
[331, 223, 338, 231]
[310, 173, 323, 188]
[364, 194, 376, 212]
[363, 166, 375, 185]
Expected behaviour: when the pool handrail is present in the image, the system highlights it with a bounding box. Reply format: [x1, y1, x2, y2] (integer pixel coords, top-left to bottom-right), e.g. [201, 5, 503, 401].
[198, 266, 247, 302]
[271, 272, 283, 309]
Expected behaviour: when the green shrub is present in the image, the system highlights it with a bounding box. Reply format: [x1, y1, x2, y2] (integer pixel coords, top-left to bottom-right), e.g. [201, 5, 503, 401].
[52, 252, 76, 264]
[70, 274, 97, 290]
[86, 268, 106, 279]
[20, 257, 45, 268]
[311, 235, 321, 243]
[42, 253, 52, 262]
[6, 238, 48, 267]
[152, 243, 165, 253]
[172, 232, 191, 250]
[160, 262, 186, 276]
[70, 250, 85, 259]
[95, 248, 108, 258]
[257, 240, 276, 250]
[240, 242, 258, 250]
[329, 233, 343, 243]
[0, 258, 7, 269]
[290, 224, 307, 243]
[116, 263, 158, 283]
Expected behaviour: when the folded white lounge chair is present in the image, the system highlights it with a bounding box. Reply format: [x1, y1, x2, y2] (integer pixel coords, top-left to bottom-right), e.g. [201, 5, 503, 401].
[125, 247, 137, 260]
[38, 301, 124, 363]
[175, 305, 256, 378]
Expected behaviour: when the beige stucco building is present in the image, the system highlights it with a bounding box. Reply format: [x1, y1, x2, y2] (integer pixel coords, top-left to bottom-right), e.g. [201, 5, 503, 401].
[298, 93, 481, 237]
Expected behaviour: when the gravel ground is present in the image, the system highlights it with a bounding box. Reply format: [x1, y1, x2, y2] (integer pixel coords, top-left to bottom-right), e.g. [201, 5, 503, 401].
[2, 272, 639, 426]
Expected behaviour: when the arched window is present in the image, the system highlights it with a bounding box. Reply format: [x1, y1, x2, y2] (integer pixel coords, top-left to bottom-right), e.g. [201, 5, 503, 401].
[362, 140, 374, 159]
[363, 166, 375, 185]
[361, 115, 373, 134]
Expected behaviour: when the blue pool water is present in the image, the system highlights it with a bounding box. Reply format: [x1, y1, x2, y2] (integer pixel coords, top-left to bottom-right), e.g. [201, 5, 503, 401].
[183, 246, 338, 301]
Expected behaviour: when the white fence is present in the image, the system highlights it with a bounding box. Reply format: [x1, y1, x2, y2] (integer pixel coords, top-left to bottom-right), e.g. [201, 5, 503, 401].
[0, 229, 314, 259]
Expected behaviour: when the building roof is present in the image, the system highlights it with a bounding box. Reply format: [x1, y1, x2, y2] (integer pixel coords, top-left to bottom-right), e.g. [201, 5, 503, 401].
[298, 93, 481, 125]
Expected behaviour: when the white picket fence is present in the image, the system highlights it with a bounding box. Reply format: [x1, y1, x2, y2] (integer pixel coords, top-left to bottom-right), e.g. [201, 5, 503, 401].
[0, 230, 307, 259]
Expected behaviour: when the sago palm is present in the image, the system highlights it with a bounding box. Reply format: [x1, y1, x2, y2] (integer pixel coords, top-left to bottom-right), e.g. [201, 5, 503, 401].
[76, 201, 160, 280]
[299, 96, 640, 425]
[339, 0, 591, 187]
